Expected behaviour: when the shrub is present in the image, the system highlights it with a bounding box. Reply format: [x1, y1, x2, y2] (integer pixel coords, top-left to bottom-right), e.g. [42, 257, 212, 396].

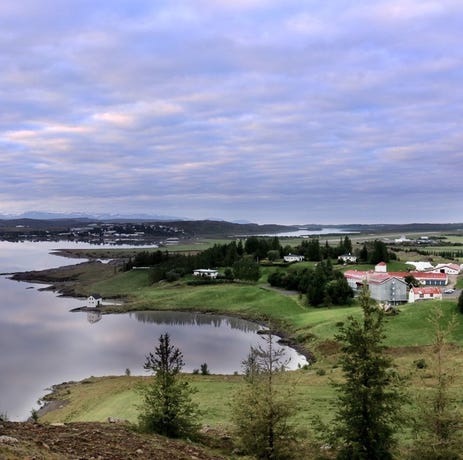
[200, 363, 210, 375]
[414, 358, 427, 369]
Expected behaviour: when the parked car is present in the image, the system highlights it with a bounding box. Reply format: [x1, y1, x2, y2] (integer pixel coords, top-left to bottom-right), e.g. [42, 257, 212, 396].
[443, 288, 455, 294]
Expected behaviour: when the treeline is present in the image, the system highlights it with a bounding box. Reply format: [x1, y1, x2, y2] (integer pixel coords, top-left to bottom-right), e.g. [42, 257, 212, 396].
[295, 236, 353, 261]
[268, 259, 353, 307]
[123, 241, 260, 282]
[357, 239, 397, 264]
[417, 249, 463, 259]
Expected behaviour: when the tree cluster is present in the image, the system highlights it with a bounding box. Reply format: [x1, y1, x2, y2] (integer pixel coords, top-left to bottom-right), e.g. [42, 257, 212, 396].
[124, 240, 265, 282]
[293, 236, 353, 262]
[244, 236, 282, 260]
[268, 260, 353, 307]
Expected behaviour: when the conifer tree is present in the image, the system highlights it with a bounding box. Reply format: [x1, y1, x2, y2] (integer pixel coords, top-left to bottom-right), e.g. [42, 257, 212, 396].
[410, 308, 462, 459]
[138, 333, 200, 438]
[231, 332, 300, 459]
[331, 284, 403, 459]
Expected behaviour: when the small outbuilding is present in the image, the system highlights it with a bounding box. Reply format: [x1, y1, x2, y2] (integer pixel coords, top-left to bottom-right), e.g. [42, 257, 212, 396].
[87, 294, 103, 308]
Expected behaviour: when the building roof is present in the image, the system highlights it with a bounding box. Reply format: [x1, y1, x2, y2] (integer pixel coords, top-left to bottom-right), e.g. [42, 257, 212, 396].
[410, 287, 441, 295]
[343, 269, 447, 283]
[435, 263, 460, 271]
[411, 271, 447, 280]
[368, 275, 407, 285]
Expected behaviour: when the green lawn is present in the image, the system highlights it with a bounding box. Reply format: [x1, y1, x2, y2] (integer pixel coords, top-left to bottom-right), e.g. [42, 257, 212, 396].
[77, 257, 463, 356]
[40, 371, 339, 429]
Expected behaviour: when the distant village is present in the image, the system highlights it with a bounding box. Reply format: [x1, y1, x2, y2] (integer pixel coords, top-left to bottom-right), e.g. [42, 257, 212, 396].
[2, 221, 186, 245]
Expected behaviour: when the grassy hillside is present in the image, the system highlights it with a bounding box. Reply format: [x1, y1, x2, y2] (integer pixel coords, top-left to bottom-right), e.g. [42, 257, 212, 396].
[39, 337, 463, 453]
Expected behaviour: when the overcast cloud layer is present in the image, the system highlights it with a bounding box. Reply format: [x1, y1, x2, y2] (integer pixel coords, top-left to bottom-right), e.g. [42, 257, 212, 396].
[1, 0, 462, 224]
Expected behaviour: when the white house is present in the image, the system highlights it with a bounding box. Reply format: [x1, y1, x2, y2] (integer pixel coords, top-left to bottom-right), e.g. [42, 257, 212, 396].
[408, 287, 442, 303]
[339, 253, 358, 263]
[193, 269, 219, 279]
[283, 254, 304, 263]
[87, 294, 103, 308]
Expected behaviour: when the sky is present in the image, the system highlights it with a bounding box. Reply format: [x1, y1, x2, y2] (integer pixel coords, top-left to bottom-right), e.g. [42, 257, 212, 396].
[1, 0, 462, 225]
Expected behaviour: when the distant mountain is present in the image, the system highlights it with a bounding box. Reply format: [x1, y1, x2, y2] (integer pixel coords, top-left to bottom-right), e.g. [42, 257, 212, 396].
[0, 211, 187, 221]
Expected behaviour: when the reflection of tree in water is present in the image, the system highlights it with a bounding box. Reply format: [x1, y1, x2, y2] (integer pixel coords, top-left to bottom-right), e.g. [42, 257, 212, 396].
[130, 311, 260, 333]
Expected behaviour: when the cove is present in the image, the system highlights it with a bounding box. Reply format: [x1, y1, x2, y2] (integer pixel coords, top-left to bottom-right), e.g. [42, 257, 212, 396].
[0, 242, 307, 421]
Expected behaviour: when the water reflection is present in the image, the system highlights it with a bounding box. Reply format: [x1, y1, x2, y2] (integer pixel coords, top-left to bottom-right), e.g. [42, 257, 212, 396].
[132, 310, 261, 333]
[1, 278, 308, 421]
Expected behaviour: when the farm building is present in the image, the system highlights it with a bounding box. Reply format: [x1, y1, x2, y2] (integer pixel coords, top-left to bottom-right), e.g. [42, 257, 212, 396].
[368, 275, 408, 305]
[408, 287, 442, 303]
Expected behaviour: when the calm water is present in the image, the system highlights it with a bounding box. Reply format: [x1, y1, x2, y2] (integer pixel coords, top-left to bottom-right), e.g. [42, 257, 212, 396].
[255, 227, 358, 237]
[0, 241, 307, 420]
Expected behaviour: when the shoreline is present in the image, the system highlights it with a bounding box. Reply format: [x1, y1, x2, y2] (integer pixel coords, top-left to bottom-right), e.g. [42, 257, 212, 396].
[10, 261, 316, 363]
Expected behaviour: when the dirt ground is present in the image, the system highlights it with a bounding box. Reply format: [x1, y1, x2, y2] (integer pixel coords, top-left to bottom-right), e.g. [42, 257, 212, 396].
[0, 421, 227, 460]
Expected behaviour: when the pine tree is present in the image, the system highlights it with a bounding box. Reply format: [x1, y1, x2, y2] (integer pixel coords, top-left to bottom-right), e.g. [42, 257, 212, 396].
[332, 285, 403, 459]
[231, 332, 300, 459]
[409, 308, 463, 459]
[138, 333, 200, 438]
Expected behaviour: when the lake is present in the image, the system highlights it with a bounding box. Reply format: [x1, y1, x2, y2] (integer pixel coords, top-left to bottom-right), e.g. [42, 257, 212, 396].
[0, 241, 307, 421]
[252, 227, 358, 237]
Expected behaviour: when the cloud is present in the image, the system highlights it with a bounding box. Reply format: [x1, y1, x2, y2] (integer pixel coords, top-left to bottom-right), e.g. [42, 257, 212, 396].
[0, 0, 462, 223]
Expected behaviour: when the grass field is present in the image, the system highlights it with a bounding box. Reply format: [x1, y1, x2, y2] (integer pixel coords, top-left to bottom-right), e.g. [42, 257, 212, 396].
[40, 337, 463, 453]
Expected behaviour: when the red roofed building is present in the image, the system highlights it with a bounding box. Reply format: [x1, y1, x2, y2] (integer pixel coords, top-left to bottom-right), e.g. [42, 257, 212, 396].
[408, 287, 443, 303]
[343, 262, 448, 304]
[411, 271, 448, 286]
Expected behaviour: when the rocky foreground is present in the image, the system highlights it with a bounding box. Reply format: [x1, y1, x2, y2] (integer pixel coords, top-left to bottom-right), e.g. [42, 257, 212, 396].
[0, 421, 226, 460]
